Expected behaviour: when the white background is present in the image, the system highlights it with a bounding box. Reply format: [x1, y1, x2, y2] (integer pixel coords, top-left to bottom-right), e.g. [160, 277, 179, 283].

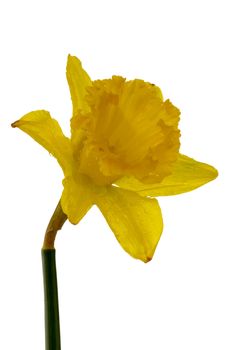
[0, 1, 232, 349]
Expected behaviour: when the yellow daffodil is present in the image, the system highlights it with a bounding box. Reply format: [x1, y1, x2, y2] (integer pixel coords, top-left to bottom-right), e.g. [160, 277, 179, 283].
[12, 55, 218, 262]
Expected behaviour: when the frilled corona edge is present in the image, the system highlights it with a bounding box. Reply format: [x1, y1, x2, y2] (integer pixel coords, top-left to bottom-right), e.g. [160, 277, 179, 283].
[12, 55, 218, 262]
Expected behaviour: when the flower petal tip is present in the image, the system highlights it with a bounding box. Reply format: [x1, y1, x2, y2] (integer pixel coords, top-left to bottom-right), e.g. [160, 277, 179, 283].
[11, 120, 19, 128]
[11, 119, 29, 128]
[144, 256, 153, 263]
[213, 167, 219, 179]
[205, 164, 218, 183]
[67, 53, 73, 62]
[67, 54, 80, 65]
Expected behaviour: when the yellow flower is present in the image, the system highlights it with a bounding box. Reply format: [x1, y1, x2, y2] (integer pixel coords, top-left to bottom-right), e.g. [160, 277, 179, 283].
[12, 55, 218, 262]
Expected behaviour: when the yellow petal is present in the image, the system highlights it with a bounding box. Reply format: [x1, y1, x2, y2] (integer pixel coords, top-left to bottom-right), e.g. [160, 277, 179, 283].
[115, 154, 218, 196]
[12, 110, 72, 174]
[96, 186, 163, 262]
[61, 174, 95, 224]
[66, 55, 92, 116]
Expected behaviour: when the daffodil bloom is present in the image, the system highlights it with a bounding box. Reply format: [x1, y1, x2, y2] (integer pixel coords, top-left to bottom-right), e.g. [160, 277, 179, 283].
[12, 55, 218, 262]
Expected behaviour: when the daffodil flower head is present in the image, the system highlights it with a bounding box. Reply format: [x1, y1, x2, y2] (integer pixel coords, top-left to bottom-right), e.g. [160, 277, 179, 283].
[12, 55, 218, 262]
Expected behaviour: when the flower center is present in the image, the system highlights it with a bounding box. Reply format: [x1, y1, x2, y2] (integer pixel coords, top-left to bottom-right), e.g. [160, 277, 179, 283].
[72, 76, 180, 186]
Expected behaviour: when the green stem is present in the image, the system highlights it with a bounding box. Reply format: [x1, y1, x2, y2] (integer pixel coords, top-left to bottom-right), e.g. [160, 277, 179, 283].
[42, 201, 67, 350]
[42, 249, 61, 350]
